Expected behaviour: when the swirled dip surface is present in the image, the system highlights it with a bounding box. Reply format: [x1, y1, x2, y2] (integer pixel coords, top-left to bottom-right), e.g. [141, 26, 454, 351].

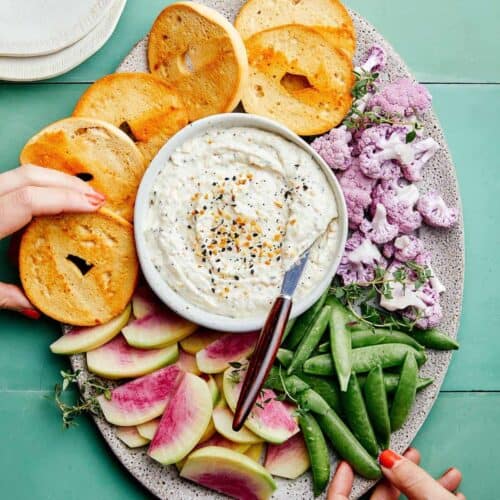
[145, 127, 339, 318]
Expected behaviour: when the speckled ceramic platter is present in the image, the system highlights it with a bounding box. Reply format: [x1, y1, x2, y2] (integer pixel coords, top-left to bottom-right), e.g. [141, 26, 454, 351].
[69, 1, 464, 498]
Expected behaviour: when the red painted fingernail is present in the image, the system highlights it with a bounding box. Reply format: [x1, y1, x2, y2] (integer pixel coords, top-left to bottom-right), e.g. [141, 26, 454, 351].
[379, 449, 402, 469]
[20, 308, 41, 320]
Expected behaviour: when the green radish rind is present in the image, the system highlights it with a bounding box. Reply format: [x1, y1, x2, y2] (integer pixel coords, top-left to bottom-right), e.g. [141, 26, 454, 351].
[148, 373, 213, 465]
[223, 366, 299, 444]
[86, 335, 179, 379]
[390, 353, 418, 431]
[297, 388, 381, 479]
[328, 298, 352, 392]
[299, 412, 330, 496]
[283, 288, 329, 350]
[303, 344, 426, 376]
[50, 304, 131, 355]
[180, 446, 276, 500]
[363, 366, 391, 450]
[287, 304, 332, 375]
[340, 373, 379, 457]
[115, 426, 150, 448]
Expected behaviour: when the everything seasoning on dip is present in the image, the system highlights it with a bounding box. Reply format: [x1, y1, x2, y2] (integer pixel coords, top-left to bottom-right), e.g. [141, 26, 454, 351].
[144, 127, 339, 317]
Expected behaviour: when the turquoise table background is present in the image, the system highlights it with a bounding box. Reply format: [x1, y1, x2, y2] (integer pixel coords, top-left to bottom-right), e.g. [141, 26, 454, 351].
[1, 0, 499, 498]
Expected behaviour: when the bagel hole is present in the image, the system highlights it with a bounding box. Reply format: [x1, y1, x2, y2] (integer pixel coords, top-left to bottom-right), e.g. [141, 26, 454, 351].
[66, 254, 94, 276]
[280, 73, 312, 93]
[75, 173, 93, 182]
[177, 50, 194, 74]
[119, 121, 138, 142]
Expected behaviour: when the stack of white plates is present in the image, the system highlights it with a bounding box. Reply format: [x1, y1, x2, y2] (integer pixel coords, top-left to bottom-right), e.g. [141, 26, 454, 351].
[0, 0, 126, 81]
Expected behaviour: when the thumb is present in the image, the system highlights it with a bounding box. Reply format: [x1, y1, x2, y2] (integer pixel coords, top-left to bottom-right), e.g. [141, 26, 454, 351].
[0, 282, 40, 319]
[379, 450, 456, 500]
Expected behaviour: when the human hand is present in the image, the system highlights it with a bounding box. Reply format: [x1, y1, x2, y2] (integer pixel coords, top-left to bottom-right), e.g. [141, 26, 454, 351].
[0, 165, 105, 317]
[327, 448, 464, 500]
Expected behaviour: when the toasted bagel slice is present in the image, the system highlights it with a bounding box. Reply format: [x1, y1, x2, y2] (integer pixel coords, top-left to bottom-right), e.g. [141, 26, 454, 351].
[20, 117, 144, 222]
[73, 73, 188, 165]
[148, 2, 248, 121]
[20, 209, 138, 326]
[242, 24, 353, 136]
[235, 0, 355, 56]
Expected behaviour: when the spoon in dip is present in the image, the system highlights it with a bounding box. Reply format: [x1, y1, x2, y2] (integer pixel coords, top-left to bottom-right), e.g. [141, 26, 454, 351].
[232, 247, 311, 431]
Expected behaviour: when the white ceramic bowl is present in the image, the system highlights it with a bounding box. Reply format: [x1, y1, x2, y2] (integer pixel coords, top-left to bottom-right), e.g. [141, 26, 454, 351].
[134, 113, 348, 332]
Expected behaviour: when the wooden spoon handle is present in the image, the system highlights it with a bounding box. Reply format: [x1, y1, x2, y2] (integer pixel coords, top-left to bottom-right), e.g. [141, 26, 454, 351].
[232, 295, 292, 431]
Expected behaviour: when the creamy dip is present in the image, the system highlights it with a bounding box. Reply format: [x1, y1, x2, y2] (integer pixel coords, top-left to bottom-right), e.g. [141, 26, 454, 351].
[145, 127, 339, 318]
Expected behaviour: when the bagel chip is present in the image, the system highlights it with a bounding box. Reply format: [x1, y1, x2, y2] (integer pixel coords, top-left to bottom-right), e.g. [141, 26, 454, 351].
[242, 24, 354, 136]
[20, 118, 145, 222]
[73, 73, 188, 164]
[148, 2, 248, 121]
[20, 210, 138, 326]
[235, 0, 355, 56]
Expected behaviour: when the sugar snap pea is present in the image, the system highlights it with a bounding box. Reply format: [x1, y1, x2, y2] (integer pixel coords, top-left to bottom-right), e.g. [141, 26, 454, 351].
[357, 373, 433, 395]
[297, 389, 381, 479]
[277, 348, 293, 368]
[288, 305, 332, 375]
[282, 318, 297, 342]
[410, 328, 459, 350]
[364, 366, 391, 450]
[303, 344, 426, 376]
[299, 412, 330, 496]
[316, 328, 425, 353]
[284, 288, 329, 350]
[390, 352, 418, 431]
[351, 329, 424, 351]
[340, 372, 379, 457]
[328, 298, 352, 391]
[296, 372, 342, 415]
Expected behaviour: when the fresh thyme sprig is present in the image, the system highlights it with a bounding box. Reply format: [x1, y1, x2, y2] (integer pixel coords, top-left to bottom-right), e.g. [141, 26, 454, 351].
[331, 261, 431, 332]
[50, 369, 111, 428]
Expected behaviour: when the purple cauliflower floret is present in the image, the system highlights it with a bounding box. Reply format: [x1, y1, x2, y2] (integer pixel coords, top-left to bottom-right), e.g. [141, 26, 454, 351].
[360, 203, 399, 244]
[371, 180, 422, 234]
[357, 125, 413, 179]
[337, 231, 387, 285]
[401, 137, 440, 181]
[392, 235, 425, 262]
[358, 44, 386, 73]
[368, 78, 432, 118]
[339, 160, 377, 229]
[402, 284, 443, 329]
[416, 191, 459, 228]
[312, 125, 353, 171]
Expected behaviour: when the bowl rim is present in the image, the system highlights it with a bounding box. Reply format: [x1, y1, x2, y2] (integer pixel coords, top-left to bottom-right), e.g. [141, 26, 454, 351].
[134, 113, 348, 332]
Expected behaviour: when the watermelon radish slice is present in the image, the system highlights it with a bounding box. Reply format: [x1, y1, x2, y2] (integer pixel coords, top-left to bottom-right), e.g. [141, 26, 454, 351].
[87, 334, 179, 379]
[175, 349, 201, 375]
[175, 431, 250, 471]
[199, 416, 217, 444]
[123, 309, 197, 349]
[136, 418, 160, 441]
[196, 331, 259, 374]
[223, 365, 299, 444]
[181, 446, 277, 500]
[50, 304, 131, 355]
[132, 286, 157, 319]
[246, 442, 265, 463]
[264, 433, 310, 479]
[213, 406, 263, 444]
[98, 365, 184, 426]
[148, 373, 213, 465]
[115, 426, 150, 448]
[200, 373, 220, 405]
[180, 328, 224, 354]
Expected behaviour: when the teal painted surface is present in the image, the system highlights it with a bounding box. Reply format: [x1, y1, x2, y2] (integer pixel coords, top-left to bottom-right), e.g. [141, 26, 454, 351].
[0, 0, 499, 498]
